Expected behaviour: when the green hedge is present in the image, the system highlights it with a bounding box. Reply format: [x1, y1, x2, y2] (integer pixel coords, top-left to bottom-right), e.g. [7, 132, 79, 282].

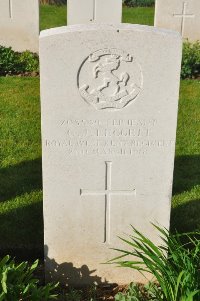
[40, 0, 155, 7]
[0, 46, 39, 76]
[40, 0, 66, 4]
[0, 41, 200, 79]
[123, 0, 155, 7]
[181, 41, 200, 79]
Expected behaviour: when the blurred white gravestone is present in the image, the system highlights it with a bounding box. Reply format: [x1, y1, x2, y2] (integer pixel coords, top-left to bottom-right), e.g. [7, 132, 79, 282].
[40, 22, 182, 285]
[155, 0, 200, 41]
[0, 0, 39, 52]
[67, 0, 122, 25]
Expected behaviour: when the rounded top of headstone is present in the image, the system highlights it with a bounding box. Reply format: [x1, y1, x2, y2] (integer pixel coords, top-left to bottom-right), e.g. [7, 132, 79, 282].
[40, 23, 182, 39]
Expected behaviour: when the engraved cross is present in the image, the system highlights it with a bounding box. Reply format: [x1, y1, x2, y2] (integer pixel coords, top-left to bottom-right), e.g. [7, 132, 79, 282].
[91, 0, 96, 21]
[173, 2, 194, 36]
[80, 161, 136, 244]
[8, 0, 12, 18]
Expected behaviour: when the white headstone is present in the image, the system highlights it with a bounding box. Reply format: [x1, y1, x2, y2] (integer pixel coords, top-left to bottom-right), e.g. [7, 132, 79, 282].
[0, 0, 39, 52]
[155, 0, 200, 41]
[40, 24, 182, 285]
[67, 0, 122, 25]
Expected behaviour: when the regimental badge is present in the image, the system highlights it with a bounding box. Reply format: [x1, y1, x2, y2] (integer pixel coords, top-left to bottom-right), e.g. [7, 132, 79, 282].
[78, 48, 143, 110]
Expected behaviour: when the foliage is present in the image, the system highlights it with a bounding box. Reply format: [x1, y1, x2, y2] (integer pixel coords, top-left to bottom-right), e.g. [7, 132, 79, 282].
[123, 0, 155, 7]
[181, 41, 200, 79]
[41, 0, 154, 6]
[0, 46, 39, 76]
[109, 225, 200, 301]
[64, 288, 82, 301]
[59, 285, 99, 301]
[40, 0, 66, 4]
[115, 283, 145, 301]
[115, 282, 162, 301]
[0, 255, 58, 301]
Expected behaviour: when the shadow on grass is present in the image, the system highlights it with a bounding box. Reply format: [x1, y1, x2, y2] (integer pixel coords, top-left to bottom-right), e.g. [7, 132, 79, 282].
[0, 201, 44, 260]
[173, 155, 200, 195]
[170, 198, 200, 234]
[44, 246, 108, 287]
[0, 158, 42, 202]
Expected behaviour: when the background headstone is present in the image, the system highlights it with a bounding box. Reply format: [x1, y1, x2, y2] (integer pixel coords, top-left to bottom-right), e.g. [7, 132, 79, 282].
[0, 0, 39, 52]
[40, 24, 182, 285]
[155, 0, 200, 41]
[67, 0, 122, 25]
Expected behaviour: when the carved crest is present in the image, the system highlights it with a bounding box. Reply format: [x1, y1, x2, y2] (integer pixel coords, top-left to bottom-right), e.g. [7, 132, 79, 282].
[78, 48, 143, 110]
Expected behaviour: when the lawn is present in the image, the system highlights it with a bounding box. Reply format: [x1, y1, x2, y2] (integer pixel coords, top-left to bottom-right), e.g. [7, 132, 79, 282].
[0, 5, 199, 257]
[171, 81, 200, 234]
[0, 77, 43, 258]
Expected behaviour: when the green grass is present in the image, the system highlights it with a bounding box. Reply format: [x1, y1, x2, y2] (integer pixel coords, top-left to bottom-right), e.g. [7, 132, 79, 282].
[40, 5, 154, 31]
[122, 6, 154, 25]
[0, 78, 43, 258]
[171, 80, 200, 234]
[0, 6, 199, 257]
[40, 5, 67, 31]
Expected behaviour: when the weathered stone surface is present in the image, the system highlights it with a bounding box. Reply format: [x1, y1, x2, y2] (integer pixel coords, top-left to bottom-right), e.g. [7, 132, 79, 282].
[0, 0, 39, 52]
[67, 0, 122, 25]
[155, 0, 200, 41]
[40, 24, 182, 285]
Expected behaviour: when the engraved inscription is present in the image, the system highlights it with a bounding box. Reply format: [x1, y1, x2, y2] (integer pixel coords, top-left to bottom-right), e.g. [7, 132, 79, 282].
[78, 49, 143, 110]
[173, 2, 194, 36]
[60, 119, 157, 127]
[45, 119, 175, 156]
[80, 161, 136, 243]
